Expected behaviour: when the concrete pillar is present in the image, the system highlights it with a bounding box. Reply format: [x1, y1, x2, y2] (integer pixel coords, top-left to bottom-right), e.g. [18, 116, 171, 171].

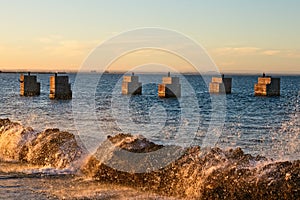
[254, 75, 280, 96]
[20, 72, 40, 96]
[209, 75, 232, 94]
[49, 74, 72, 99]
[158, 73, 181, 98]
[122, 74, 142, 95]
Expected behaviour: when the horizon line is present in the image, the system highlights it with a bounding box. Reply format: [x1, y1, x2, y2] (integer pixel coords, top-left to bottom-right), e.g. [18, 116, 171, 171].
[1, 69, 299, 76]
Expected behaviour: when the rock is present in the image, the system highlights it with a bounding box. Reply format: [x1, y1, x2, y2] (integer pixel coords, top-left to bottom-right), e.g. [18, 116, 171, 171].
[0, 118, 82, 169]
[82, 133, 300, 199]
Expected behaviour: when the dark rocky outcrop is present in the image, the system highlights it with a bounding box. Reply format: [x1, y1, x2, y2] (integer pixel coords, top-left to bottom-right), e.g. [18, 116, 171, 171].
[0, 118, 82, 168]
[1, 118, 299, 199]
[82, 133, 300, 199]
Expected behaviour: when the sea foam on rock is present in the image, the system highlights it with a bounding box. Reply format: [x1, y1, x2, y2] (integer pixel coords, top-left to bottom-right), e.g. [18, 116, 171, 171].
[0, 118, 82, 168]
[82, 133, 300, 199]
[1, 118, 299, 199]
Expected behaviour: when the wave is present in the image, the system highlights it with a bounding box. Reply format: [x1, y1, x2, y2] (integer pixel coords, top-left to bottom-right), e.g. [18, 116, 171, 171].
[82, 134, 299, 199]
[0, 118, 82, 169]
[0, 118, 299, 199]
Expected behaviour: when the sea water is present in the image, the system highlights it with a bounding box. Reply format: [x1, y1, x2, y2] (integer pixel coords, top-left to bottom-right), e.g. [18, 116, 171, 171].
[0, 73, 299, 199]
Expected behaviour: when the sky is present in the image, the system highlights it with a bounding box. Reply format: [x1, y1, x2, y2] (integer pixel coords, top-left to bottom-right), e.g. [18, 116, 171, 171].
[0, 0, 299, 74]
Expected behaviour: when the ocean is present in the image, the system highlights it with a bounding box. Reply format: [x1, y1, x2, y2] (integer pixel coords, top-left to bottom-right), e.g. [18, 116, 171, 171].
[0, 72, 299, 199]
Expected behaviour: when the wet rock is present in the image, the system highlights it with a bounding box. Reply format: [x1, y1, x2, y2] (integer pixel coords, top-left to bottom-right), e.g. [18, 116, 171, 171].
[24, 128, 82, 168]
[0, 119, 35, 161]
[107, 133, 163, 153]
[0, 118, 82, 169]
[82, 133, 300, 199]
[1, 119, 299, 199]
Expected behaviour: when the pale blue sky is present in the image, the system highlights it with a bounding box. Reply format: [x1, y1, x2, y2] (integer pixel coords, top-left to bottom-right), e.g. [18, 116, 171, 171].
[0, 0, 299, 73]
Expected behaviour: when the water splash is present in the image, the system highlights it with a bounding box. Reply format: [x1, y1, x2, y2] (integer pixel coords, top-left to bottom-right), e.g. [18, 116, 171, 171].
[0, 118, 299, 199]
[0, 119, 83, 169]
[269, 91, 300, 161]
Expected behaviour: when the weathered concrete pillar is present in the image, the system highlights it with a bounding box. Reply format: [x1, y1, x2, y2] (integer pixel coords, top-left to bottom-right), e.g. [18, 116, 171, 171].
[49, 73, 72, 99]
[158, 73, 181, 98]
[254, 74, 280, 96]
[209, 75, 232, 94]
[20, 72, 40, 96]
[122, 73, 142, 95]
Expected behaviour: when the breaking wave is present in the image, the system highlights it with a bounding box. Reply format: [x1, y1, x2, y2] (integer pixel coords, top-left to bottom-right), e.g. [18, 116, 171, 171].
[0, 118, 299, 199]
[0, 118, 82, 169]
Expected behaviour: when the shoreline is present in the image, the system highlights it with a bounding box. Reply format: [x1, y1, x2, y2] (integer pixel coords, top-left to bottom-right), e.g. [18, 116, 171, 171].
[0, 118, 299, 199]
